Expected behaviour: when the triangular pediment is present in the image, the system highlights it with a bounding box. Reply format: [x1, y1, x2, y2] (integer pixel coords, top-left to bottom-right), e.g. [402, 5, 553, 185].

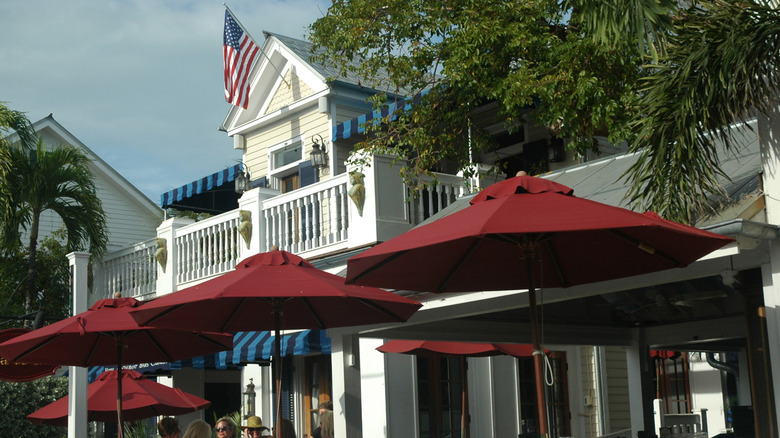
[222, 33, 329, 134]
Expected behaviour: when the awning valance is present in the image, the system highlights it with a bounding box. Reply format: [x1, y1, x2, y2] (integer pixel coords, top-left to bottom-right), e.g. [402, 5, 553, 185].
[332, 90, 429, 142]
[160, 164, 242, 214]
[231, 329, 331, 364]
[86, 330, 331, 381]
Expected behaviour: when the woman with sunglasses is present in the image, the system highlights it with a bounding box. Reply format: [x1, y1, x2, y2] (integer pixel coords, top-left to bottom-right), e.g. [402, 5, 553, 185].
[215, 417, 238, 438]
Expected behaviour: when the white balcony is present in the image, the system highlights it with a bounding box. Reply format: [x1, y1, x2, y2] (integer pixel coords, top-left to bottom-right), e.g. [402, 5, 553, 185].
[92, 155, 477, 302]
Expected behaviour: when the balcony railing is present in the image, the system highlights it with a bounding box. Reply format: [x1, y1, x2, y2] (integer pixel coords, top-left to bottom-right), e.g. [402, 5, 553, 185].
[97, 238, 158, 300]
[263, 173, 349, 254]
[409, 172, 468, 224]
[93, 164, 468, 302]
[175, 209, 242, 285]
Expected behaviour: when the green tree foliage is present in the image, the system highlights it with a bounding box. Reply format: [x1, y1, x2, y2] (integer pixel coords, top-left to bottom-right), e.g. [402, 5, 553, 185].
[0, 102, 36, 225]
[310, 0, 780, 223]
[623, 1, 780, 223]
[310, 0, 640, 181]
[0, 234, 71, 329]
[0, 138, 108, 317]
[0, 375, 68, 437]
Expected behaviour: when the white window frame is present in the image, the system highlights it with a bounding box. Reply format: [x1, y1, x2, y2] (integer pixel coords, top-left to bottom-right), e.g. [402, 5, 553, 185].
[268, 134, 306, 189]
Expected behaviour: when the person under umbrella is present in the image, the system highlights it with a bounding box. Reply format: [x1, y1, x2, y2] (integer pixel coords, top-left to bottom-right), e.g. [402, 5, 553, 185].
[129, 249, 422, 438]
[0, 294, 234, 438]
[346, 174, 734, 437]
[158, 417, 181, 438]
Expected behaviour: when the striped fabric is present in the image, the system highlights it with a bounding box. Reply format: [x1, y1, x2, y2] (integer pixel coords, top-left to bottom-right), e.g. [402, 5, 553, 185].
[331, 89, 430, 142]
[160, 163, 242, 209]
[85, 329, 331, 381]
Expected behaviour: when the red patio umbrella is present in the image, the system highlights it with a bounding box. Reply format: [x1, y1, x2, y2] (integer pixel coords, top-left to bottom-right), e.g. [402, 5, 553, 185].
[346, 175, 734, 436]
[129, 249, 422, 437]
[28, 369, 210, 426]
[0, 296, 234, 437]
[377, 340, 538, 358]
[378, 340, 542, 438]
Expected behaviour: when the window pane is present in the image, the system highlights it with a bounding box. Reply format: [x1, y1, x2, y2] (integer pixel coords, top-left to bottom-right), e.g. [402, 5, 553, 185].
[272, 144, 302, 168]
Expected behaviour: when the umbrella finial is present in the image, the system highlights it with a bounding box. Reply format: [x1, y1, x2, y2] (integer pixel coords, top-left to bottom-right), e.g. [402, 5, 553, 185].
[516, 170, 528, 177]
[114, 292, 122, 298]
[270, 245, 279, 251]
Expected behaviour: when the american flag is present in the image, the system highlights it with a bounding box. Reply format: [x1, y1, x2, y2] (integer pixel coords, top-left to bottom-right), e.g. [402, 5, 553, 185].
[223, 9, 259, 109]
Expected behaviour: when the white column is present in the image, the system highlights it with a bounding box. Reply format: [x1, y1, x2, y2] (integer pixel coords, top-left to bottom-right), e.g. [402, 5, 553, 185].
[625, 339, 646, 437]
[347, 154, 411, 249]
[238, 187, 281, 257]
[155, 217, 194, 296]
[758, 99, 780, 434]
[359, 337, 390, 437]
[67, 252, 89, 438]
[329, 331, 362, 438]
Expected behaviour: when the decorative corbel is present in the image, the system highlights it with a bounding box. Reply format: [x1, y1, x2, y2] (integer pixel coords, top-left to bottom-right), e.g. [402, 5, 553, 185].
[154, 238, 167, 273]
[238, 210, 252, 249]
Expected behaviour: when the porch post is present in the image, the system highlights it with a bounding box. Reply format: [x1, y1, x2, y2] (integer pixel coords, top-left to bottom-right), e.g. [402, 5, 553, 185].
[66, 252, 89, 438]
[347, 154, 411, 249]
[238, 187, 281, 256]
[155, 217, 194, 296]
[358, 337, 391, 437]
[626, 329, 655, 437]
[758, 97, 780, 437]
[329, 331, 362, 438]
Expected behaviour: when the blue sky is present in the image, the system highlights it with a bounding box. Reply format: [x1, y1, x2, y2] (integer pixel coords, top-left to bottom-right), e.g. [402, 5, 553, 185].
[0, 0, 330, 204]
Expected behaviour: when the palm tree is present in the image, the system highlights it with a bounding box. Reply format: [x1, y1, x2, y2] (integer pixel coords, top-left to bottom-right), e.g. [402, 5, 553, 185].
[0, 138, 108, 317]
[576, 0, 780, 223]
[0, 102, 37, 225]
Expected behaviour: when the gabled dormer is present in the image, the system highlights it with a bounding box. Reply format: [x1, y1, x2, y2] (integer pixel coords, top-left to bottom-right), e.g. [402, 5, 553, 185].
[221, 32, 379, 195]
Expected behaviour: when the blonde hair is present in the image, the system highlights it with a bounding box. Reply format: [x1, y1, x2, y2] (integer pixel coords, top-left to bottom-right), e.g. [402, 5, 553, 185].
[181, 420, 211, 438]
[320, 411, 334, 438]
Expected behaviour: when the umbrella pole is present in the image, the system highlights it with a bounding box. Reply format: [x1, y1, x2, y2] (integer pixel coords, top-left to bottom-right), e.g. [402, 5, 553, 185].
[274, 302, 282, 438]
[116, 341, 124, 438]
[526, 258, 549, 438]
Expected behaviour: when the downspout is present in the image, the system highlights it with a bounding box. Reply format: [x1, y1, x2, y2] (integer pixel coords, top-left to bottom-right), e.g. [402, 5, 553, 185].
[706, 352, 739, 382]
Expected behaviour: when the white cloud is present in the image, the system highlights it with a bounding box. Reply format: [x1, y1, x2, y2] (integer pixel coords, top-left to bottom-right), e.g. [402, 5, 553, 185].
[0, 0, 330, 202]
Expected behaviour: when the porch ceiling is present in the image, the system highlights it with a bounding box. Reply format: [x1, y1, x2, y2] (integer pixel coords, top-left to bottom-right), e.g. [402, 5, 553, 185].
[366, 269, 754, 353]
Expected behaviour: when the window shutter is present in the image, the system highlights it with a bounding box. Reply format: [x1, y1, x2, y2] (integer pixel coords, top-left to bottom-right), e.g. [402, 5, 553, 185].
[299, 161, 318, 187]
[250, 176, 267, 189]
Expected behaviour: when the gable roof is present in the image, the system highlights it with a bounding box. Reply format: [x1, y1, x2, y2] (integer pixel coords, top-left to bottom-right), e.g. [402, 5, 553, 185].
[222, 31, 403, 134]
[264, 31, 370, 90]
[29, 115, 162, 218]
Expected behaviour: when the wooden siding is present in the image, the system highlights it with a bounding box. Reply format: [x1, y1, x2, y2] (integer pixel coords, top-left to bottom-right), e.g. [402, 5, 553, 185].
[604, 347, 632, 432]
[244, 107, 330, 188]
[264, 69, 316, 115]
[580, 346, 601, 438]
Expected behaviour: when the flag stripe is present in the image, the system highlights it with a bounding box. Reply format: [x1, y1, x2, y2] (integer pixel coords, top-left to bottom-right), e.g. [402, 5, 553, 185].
[223, 9, 259, 109]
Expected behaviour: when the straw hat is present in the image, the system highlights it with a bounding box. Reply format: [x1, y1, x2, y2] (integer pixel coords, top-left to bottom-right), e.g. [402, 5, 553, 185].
[240, 416, 264, 429]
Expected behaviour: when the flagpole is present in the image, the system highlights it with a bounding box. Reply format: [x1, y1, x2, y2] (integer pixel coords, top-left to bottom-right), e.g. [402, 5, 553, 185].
[223, 3, 291, 89]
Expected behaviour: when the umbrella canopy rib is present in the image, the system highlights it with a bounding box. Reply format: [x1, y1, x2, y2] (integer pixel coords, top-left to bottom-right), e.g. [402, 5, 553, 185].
[542, 239, 568, 287]
[300, 298, 326, 329]
[138, 331, 173, 362]
[219, 297, 250, 333]
[607, 229, 683, 267]
[439, 238, 483, 292]
[355, 298, 409, 322]
[348, 249, 410, 285]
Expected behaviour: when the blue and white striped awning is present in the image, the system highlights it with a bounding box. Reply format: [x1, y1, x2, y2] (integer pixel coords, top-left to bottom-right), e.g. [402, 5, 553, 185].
[332, 90, 429, 142]
[230, 329, 331, 364]
[85, 329, 331, 382]
[160, 164, 242, 212]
